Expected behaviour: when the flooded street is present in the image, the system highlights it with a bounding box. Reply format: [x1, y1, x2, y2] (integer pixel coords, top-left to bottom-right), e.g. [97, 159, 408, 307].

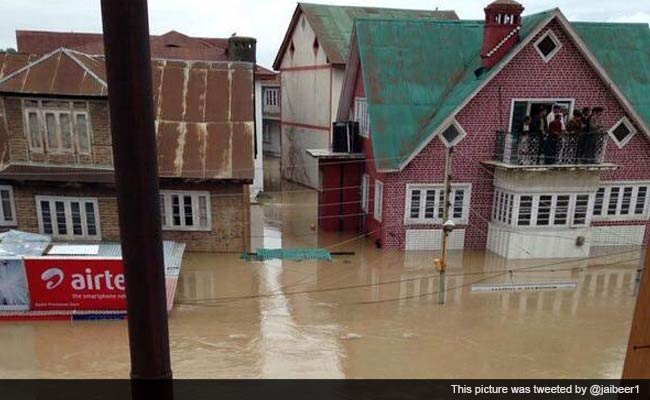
[0, 158, 639, 379]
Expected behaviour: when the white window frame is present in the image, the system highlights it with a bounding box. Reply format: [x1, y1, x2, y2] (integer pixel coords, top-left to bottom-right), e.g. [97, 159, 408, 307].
[508, 98, 575, 132]
[374, 180, 383, 222]
[35, 195, 102, 240]
[439, 119, 467, 147]
[493, 189, 594, 229]
[354, 97, 369, 138]
[22, 99, 93, 155]
[534, 29, 562, 63]
[361, 174, 369, 213]
[0, 185, 17, 226]
[160, 190, 212, 231]
[608, 116, 637, 148]
[592, 181, 650, 221]
[404, 183, 472, 225]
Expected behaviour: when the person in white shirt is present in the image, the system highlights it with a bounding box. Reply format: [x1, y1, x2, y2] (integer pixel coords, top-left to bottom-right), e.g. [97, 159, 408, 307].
[546, 104, 566, 131]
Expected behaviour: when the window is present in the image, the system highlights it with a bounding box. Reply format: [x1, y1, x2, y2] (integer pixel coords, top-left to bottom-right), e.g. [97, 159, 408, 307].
[355, 97, 369, 138]
[374, 180, 383, 222]
[439, 120, 467, 147]
[36, 196, 100, 240]
[0, 186, 16, 226]
[263, 123, 271, 143]
[405, 184, 471, 224]
[534, 29, 562, 62]
[312, 37, 319, 56]
[608, 117, 636, 148]
[159, 191, 211, 231]
[495, 190, 593, 228]
[361, 174, 369, 213]
[264, 87, 279, 108]
[23, 99, 92, 155]
[592, 182, 650, 220]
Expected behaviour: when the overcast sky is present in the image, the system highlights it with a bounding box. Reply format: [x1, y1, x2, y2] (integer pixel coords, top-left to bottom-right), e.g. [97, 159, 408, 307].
[0, 0, 648, 67]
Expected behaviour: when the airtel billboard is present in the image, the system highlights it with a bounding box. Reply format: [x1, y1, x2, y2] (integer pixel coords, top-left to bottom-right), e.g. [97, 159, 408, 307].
[25, 258, 126, 310]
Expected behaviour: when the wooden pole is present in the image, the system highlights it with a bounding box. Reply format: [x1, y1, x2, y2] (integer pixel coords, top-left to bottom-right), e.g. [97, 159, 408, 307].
[622, 245, 650, 378]
[100, 0, 172, 380]
[439, 146, 453, 305]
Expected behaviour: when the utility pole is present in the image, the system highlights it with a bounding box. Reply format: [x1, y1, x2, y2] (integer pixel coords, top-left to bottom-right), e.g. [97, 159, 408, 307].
[100, 0, 172, 381]
[436, 146, 454, 305]
[623, 244, 650, 378]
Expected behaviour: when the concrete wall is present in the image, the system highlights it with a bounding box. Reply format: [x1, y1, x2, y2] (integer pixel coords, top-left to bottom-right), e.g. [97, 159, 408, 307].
[6, 180, 249, 253]
[279, 11, 342, 188]
[251, 80, 264, 201]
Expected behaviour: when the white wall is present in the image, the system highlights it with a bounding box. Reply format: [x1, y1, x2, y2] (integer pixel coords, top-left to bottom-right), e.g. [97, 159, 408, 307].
[251, 80, 264, 202]
[487, 223, 591, 259]
[405, 229, 466, 251]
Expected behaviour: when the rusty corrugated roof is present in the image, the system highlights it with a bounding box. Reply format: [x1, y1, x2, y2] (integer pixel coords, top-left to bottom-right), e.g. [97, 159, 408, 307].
[0, 49, 255, 181]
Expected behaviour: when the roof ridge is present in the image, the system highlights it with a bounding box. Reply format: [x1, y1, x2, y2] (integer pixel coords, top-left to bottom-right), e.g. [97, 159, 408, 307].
[354, 17, 482, 25]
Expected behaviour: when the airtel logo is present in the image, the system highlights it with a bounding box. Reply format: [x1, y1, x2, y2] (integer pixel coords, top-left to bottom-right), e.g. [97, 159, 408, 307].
[40, 267, 126, 291]
[41, 268, 64, 289]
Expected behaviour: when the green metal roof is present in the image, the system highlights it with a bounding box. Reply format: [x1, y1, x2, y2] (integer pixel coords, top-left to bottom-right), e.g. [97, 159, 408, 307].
[298, 3, 458, 65]
[572, 22, 650, 127]
[356, 11, 650, 171]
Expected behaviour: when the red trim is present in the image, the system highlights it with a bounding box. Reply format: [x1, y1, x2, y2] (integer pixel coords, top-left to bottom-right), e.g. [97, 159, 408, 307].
[281, 120, 330, 131]
[280, 64, 332, 72]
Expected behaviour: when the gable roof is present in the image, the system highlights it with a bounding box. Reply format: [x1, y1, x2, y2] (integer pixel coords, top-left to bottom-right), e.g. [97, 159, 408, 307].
[347, 10, 650, 171]
[0, 49, 255, 181]
[0, 48, 108, 96]
[272, 3, 458, 69]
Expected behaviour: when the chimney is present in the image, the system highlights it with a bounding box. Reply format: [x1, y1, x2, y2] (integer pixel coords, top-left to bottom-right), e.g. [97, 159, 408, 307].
[480, 0, 524, 69]
[227, 36, 257, 63]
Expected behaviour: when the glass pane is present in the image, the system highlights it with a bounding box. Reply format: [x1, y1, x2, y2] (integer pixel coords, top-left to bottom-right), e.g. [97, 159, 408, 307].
[76, 114, 91, 153]
[574, 195, 589, 225]
[620, 187, 633, 215]
[409, 190, 420, 219]
[424, 190, 435, 219]
[55, 201, 67, 235]
[635, 187, 647, 215]
[554, 195, 570, 225]
[518, 196, 532, 226]
[594, 188, 605, 216]
[85, 202, 97, 236]
[27, 112, 41, 149]
[45, 113, 58, 150]
[0, 190, 12, 222]
[437, 191, 444, 219]
[453, 190, 464, 219]
[59, 113, 72, 150]
[71, 202, 83, 235]
[537, 196, 552, 226]
[608, 187, 620, 215]
[40, 201, 53, 234]
[184, 196, 193, 226]
[199, 196, 208, 227]
[172, 195, 181, 226]
[507, 194, 514, 225]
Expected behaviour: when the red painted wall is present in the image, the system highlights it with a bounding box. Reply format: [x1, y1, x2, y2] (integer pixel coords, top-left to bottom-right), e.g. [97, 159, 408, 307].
[355, 17, 650, 249]
[318, 158, 364, 231]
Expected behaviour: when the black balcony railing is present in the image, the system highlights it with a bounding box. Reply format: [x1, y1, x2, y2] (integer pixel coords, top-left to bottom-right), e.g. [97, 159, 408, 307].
[493, 131, 607, 166]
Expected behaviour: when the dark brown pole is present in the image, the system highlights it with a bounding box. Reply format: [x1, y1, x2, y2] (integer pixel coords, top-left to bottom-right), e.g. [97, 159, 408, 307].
[100, 0, 172, 380]
[623, 246, 650, 378]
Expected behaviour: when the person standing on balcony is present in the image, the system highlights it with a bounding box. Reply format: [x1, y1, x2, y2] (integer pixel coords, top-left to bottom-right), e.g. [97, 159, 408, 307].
[567, 110, 584, 164]
[545, 113, 563, 164]
[531, 107, 548, 164]
[546, 104, 566, 131]
[581, 106, 605, 164]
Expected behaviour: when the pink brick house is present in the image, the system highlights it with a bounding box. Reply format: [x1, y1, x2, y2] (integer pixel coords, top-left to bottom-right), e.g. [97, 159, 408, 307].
[317, 0, 650, 258]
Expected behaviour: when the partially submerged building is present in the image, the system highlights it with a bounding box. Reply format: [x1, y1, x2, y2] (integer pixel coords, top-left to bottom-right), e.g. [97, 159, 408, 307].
[15, 29, 269, 201]
[0, 45, 255, 252]
[316, 0, 650, 258]
[273, 3, 458, 188]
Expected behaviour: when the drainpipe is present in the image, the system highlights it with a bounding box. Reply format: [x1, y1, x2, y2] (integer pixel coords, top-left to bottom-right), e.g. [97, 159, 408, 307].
[100, 0, 172, 383]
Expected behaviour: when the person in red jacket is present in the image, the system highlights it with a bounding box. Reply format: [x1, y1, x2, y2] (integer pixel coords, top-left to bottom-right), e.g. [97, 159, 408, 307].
[544, 113, 564, 164]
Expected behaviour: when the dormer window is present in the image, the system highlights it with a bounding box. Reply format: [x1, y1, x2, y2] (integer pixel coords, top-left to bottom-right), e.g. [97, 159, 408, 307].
[608, 117, 636, 148]
[440, 119, 467, 147]
[534, 29, 562, 62]
[23, 99, 92, 155]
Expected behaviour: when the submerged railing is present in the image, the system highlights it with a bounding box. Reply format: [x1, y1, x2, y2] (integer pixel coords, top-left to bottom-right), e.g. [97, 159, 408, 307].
[494, 131, 607, 166]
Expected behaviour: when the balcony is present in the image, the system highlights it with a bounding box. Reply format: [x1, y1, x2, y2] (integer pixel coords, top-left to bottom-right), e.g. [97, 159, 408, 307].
[485, 131, 616, 170]
[262, 87, 280, 115]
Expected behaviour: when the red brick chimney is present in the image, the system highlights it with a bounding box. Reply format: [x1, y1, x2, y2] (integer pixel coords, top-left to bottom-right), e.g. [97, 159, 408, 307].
[480, 0, 525, 69]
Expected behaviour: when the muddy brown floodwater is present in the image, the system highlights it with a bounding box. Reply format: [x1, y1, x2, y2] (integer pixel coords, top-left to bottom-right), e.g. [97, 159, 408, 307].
[0, 158, 640, 378]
